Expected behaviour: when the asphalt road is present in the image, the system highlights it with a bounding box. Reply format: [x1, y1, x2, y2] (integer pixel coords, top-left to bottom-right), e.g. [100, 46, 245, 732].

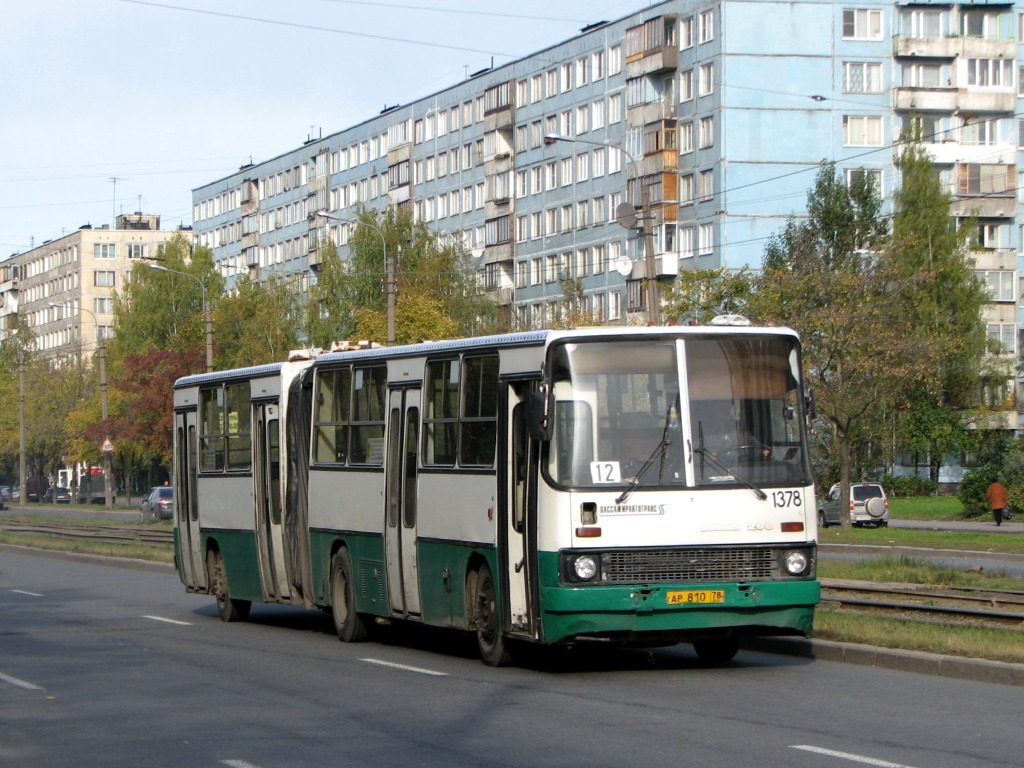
[1, 549, 1021, 767]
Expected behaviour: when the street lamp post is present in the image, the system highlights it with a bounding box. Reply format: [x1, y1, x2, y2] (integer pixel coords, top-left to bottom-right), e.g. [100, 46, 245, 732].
[147, 264, 213, 372]
[50, 302, 112, 509]
[314, 210, 395, 345]
[544, 133, 661, 325]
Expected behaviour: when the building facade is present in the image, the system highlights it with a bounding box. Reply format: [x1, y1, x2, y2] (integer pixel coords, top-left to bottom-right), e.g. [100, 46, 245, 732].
[0, 214, 188, 362]
[191, 0, 1024, 435]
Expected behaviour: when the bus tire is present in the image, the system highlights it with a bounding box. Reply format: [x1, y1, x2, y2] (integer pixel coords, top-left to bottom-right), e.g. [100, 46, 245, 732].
[692, 637, 740, 664]
[468, 563, 512, 667]
[207, 549, 250, 622]
[331, 548, 368, 642]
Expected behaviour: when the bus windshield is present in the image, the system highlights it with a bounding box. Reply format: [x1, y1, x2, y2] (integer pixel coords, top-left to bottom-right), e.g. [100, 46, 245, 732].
[545, 335, 809, 490]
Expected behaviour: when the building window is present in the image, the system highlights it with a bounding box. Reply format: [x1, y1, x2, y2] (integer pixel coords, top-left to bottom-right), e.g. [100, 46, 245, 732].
[698, 116, 714, 149]
[698, 64, 714, 96]
[966, 58, 1014, 87]
[843, 9, 883, 40]
[699, 170, 714, 201]
[843, 115, 883, 146]
[979, 270, 1015, 301]
[93, 243, 116, 259]
[698, 223, 714, 255]
[987, 322, 1015, 354]
[698, 10, 714, 43]
[94, 271, 115, 287]
[958, 164, 1013, 195]
[680, 17, 693, 49]
[126, 243, 147, 259]
[843, 62, 883, 93]
[845, 168, 883, 196]
[485, 215, 511, 245]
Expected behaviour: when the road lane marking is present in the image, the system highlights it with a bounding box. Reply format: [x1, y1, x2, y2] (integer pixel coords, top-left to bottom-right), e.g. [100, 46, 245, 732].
[360, 658, 448, 677]
[11, 589, 43, 597]
[142, 615, 193, 626]
[791, 745, 920, 768]
[0, 671, 44, 691]
[221, 761, 264, 768]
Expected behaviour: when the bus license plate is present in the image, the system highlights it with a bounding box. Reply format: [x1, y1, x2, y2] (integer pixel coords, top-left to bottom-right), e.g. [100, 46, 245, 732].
[666, 589, 725, 605]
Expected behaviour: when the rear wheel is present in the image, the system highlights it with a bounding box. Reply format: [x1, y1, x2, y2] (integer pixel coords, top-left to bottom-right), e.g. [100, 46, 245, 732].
[331, 548, 369, 642]
[468, 564, 512, 667]
[692, 637, 740, 664]
[818, 510, 828, 529]
[207, 549, 250, 622]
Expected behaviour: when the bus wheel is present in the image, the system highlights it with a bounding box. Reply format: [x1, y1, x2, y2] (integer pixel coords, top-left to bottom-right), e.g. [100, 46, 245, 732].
[469, 564, 512, 667]
[692, 637, 740, 664]
[207, 549, 250, 622]
[331, 548, 368, 642]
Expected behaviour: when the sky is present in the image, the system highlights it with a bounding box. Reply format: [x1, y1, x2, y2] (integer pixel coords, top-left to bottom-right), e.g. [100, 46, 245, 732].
[0, 0, 644, 258]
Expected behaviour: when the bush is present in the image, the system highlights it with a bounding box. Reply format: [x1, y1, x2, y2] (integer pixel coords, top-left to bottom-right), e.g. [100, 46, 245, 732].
[877, 474, 938, 497]
[958, 468, 997, 517]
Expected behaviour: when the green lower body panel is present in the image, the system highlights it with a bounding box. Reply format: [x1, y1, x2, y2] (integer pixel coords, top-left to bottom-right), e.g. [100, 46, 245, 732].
[537, 553, 819, 646]
[202, 529, 262, 602]
[308, 530, 387, 616]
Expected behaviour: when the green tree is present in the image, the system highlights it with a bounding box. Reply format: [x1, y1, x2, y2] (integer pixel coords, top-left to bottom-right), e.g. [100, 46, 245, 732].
[310, 207, 495, 346]
[110, 235, 223, 364]
[752, 162, 917, 526]
[662, 267, 754, 325]
[215, 275, 302, 368]
[889, 136, 987, 481]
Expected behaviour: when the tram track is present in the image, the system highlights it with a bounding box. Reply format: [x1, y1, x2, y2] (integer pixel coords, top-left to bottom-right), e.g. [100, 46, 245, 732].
[0, 520, 173, 547]
[821, 578, 1024, 630]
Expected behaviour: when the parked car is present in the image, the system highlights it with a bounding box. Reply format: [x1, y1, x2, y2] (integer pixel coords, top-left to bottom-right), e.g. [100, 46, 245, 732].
[26, 475, 49, 502]
[819, 482, 889, 528]
[42, 486, 72, 504]
[140, 486, 174, 520]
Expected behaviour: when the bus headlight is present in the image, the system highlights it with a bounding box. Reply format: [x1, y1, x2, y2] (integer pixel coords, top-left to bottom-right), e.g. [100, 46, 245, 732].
[783, 549, 809, 576]
[574, 554, 599, 581]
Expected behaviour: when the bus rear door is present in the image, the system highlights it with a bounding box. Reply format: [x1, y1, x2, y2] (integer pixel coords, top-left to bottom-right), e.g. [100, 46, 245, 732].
[254, 402, 290, 601]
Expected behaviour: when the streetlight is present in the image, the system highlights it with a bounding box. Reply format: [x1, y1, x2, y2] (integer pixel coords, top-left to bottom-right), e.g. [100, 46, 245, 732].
[147, 264, 213, 372]
[544, 133, 661, 325]
[314, 210, 395, 344]
[50, 302, 112, 509]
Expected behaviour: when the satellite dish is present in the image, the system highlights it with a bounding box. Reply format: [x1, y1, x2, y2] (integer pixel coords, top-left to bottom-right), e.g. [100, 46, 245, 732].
[615, 257, 633, 276]
[615, 202, 638, 230]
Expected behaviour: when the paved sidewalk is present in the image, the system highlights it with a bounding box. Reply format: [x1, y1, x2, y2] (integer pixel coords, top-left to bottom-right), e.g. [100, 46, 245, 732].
[890, 517, 1024, 534]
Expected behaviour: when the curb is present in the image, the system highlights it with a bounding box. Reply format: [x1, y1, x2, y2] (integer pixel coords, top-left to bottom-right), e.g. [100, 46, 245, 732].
[746, 636, 1024, 687]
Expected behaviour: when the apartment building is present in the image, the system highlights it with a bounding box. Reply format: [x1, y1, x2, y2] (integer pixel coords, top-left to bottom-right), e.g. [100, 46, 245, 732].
[191, 0, 1024, 430]
[0, 214, 188, 362]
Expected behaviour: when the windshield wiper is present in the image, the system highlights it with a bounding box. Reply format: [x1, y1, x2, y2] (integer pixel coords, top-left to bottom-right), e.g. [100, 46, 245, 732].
[616, 400, 678, 505]
[692, 428, 768, 501]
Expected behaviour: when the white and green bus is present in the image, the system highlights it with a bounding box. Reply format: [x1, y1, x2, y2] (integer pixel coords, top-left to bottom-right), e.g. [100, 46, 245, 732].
[173, 324, 819, 665]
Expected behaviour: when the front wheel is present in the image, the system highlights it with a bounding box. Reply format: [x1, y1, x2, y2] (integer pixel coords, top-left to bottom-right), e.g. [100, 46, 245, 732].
[331, 548, 368, 642]
[467, 564, 512, 667]
[693, 637, 740, 664]
[206, 549, 250, 622]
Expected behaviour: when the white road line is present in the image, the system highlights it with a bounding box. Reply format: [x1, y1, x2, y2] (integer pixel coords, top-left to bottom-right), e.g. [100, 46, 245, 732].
[360, 658, 449, 677]
[10, 589, 43, 597]
[0, 671, 44, 691]
[142, 615, 192, 626]
[220, 760, 264, 768]
[791, 745, 920, 768]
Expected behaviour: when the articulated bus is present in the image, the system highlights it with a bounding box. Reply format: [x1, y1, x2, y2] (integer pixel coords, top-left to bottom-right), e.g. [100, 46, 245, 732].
[172, 324, 819, 665]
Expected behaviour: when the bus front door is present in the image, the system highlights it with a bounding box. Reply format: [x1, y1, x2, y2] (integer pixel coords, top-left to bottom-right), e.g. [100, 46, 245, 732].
[254, 402, 290, 601]
[384, 388, 421, 617]
[506, 393, 536, 638]
[174, 409, 205, 589]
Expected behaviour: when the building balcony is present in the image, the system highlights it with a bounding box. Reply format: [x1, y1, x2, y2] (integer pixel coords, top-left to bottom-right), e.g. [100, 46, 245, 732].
[893, 87, 1016, 114]
[625, 45, 679, 76]
[893, 35, 1015, 62]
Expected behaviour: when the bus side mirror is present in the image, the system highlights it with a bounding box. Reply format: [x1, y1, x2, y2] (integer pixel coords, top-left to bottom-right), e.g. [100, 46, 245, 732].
[528, 386, 553, 442]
